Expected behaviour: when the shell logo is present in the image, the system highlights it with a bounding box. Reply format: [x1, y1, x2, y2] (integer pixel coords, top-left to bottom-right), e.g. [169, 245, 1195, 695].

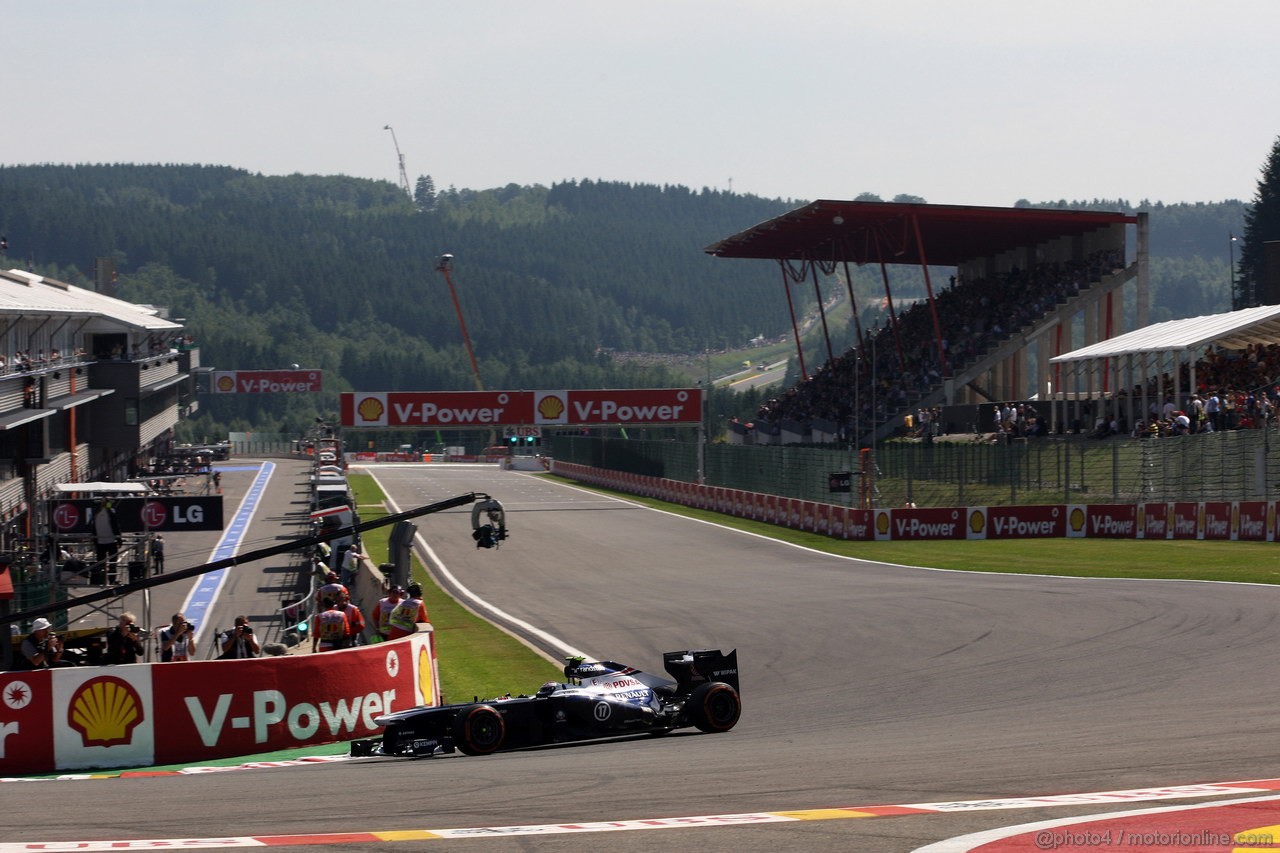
[215, 374, 235, 392]
[67, 676, 144, 748]
[538, 395, 565, 420]
[356, 396, 385, 423]
[417, 645, 436, 706]
[968, 509, 985, 534]
[1068, 506, 1086, 532]
[875, 511, 891, 535]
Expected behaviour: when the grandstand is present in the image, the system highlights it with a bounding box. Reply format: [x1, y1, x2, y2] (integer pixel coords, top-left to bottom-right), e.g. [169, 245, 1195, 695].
[706, 200, 1145, 445]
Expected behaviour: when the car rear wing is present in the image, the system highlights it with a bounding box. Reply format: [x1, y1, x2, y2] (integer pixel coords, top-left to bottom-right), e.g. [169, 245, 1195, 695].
[662, 648, 739, 694]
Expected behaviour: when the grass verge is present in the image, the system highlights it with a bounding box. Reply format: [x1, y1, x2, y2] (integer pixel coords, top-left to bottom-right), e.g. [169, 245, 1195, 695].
[348, 473, 560, 704]
[543, 475, 1280, 586]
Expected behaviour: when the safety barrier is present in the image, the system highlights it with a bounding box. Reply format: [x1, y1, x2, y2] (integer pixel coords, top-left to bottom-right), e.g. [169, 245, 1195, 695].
[0, 631, 438, 775]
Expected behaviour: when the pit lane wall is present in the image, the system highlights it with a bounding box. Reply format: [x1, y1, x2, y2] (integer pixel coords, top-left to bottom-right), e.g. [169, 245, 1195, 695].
[549, 462, 1278, 542]
[0, 633, 439, 776]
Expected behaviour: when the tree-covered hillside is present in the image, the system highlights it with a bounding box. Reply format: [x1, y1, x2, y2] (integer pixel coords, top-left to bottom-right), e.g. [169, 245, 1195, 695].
[0, 164, 1249, 438]
[0, 165, 796, 435]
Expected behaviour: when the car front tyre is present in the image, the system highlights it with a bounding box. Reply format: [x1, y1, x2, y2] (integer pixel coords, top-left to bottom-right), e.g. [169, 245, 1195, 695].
[452, 705, 506, 755]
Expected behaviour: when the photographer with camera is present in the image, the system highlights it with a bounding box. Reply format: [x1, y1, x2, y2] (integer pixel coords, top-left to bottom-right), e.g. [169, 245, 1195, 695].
[105, 611, 146, 664]
[158, 612, 196, 662]
[18, 617, 70, 670]
[216, 615, 260, 659]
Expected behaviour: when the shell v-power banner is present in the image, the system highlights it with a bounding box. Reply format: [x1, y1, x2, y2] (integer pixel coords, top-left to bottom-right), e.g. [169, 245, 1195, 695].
[340, 389, 702, 428]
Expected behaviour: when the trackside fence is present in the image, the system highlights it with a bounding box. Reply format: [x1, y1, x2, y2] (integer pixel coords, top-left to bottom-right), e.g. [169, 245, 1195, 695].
[548, 460, 1277, 543]
[549, 428, 1280, 508]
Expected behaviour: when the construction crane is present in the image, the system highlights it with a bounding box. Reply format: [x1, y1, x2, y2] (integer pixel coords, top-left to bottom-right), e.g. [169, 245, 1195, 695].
[384, 124, 412, 198]
[435, 254, 484, 391]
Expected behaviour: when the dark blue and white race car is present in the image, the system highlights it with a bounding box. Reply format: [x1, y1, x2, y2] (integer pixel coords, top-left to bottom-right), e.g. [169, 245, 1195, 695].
[352, 648, 740, 757]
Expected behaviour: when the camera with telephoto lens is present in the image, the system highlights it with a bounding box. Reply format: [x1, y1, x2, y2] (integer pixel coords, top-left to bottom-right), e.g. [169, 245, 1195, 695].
[184, 621, 194, 631]
[128, 624, 140, 634]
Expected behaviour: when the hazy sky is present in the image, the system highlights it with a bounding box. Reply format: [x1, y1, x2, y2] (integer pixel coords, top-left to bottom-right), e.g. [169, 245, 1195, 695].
[6, 1, 1277, 207]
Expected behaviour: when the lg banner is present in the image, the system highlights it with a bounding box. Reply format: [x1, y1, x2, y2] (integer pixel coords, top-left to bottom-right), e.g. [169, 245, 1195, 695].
[212, 369, 323, 394]
[341, 388, 702, 428]
[48, 497, 224, 534]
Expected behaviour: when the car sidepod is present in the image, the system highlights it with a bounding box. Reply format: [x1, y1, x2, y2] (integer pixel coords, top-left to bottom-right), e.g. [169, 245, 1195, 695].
[549, 687, 661, 736]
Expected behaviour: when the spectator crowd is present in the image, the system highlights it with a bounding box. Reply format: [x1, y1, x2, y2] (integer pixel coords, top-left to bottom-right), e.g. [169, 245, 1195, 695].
[752, 250, 1123, 442]
[746, 249, 1280, 446]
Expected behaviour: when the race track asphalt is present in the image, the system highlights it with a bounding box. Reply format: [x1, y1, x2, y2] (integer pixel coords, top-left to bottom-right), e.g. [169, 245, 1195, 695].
[7, 463, 1280, 852]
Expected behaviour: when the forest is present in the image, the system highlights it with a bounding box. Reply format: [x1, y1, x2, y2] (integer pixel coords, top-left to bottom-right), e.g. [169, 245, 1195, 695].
[0, 164, 1249, 440]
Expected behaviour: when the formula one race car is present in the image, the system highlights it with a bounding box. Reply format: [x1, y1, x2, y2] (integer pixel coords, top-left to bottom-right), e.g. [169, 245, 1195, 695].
[351, 648, 740, 758]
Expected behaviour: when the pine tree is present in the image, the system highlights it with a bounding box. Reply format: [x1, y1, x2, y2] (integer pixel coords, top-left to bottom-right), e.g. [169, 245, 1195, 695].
[1237, 135, 1280, 308]
[414, 174, 436, 211]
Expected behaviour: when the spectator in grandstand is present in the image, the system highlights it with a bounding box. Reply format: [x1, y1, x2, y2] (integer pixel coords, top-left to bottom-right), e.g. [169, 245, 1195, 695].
[216, 615, 261, 659]
[1205, 392, 1221, 432]
[105, 612, 146, 665]
[1189, 395, 1205, 433]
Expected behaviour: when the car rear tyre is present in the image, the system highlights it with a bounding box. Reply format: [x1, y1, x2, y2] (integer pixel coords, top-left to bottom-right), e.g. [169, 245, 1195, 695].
[452, 705, 506, 755]
[688, 682, 741, 733]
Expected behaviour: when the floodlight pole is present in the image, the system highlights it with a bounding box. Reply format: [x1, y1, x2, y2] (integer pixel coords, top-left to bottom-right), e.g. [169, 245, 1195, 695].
[1230, 232, 1244, 309]
[435, 254, 484, 391]
[384, 125, 412, 198]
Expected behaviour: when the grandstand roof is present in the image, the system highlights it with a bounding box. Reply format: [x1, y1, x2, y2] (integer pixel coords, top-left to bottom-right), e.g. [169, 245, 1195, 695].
[705, 200, 1137, 267]
[0, 268, 181, 332]
[1050, 304, 1280, 364]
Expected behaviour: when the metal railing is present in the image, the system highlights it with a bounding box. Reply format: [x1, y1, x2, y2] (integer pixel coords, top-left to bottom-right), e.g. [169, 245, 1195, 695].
[550, 427, 1280, 508]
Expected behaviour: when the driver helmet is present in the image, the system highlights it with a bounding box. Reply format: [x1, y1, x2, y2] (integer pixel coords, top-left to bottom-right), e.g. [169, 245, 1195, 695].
[536, 681, 559, 697]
